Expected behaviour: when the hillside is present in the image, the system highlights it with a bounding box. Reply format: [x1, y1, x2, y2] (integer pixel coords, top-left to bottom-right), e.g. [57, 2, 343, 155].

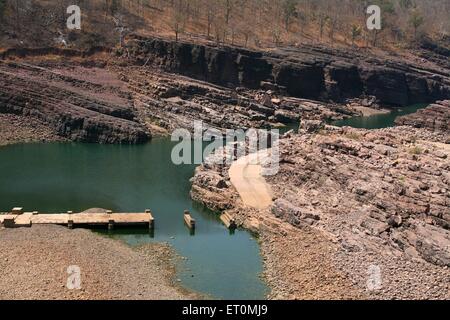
[0, 0, 449, 53]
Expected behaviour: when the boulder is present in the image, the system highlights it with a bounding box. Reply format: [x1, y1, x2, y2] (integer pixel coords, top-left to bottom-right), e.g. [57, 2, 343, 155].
[300, 120, 325, 133]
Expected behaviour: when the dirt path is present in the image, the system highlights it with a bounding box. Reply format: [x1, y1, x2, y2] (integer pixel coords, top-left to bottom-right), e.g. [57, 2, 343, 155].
[229, 151, 273, 209]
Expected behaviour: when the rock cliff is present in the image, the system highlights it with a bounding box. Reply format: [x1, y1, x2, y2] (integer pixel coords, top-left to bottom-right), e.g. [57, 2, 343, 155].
[125, 36, 450, 107]
[0, 61, 150, 144]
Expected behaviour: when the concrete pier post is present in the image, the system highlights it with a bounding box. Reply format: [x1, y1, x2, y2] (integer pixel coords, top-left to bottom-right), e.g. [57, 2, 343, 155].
[108, 219, 114, 230]
[184, 210, 196, 230]
[3, 218, 15, 228]
[12, 207, 23, 215]
[67, 211, 73, 229]
[145, 209, 155, 229]
[220, 212, 237, 230]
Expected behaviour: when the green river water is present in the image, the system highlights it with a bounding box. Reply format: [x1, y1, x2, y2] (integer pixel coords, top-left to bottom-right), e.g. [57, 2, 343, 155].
[332, 104, 428, 129]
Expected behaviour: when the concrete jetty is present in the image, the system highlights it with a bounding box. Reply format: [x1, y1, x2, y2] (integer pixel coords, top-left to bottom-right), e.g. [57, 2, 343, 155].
[0, 208, 154, 229]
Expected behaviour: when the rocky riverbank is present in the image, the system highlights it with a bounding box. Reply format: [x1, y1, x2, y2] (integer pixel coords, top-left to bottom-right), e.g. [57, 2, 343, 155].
[0, 224, 199, 300]
[396, 100, 450, 135]
[191, 103, 450, 299]
[117, 66, 357, 134]
[0, 53, 357, 144]
[0, 113, 66, 146]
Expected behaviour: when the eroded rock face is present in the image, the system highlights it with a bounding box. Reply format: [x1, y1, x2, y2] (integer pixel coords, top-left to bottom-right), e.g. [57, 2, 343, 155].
[118, 66, 355, 133]
[125, 36, 450, 106]
[395, 100, 450, 134]
[271, 127, 450, 267]
[0, 61, 150, 144]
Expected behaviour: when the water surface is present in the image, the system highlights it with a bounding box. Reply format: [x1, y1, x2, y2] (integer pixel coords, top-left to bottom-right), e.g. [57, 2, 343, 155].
[332, 104, 428, 129]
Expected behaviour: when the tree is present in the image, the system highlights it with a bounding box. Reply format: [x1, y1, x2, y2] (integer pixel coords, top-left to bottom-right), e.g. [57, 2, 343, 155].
[327, 15, 338, 43]
[297, 10, 306, 36]
[171, 8, 186, 42]
[317, 12, 329, 40]
[271, 23, 282, 45]
[113, 14, 129, 47]
[350, 24, 362, 46]
[213, 15, 226, 45]
[223, 0, 233, 25]
[241, 24, 252, 47]
[409, 9, 424, 41]
[282, 0, 297, 31]
[205, 0, 218, 38]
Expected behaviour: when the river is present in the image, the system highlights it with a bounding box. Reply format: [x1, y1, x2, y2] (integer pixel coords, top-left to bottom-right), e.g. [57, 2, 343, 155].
[331, 104, 428, 129]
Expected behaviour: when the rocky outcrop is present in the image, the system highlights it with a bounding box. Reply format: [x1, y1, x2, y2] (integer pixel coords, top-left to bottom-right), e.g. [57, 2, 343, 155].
[0, 61, 150, 144]
[120, 66, 356, 133]
[395, 100, 450, 134]
[125, 36, 450, 107]
[191, 125, 450, 299]
[273, 127, 450, 269]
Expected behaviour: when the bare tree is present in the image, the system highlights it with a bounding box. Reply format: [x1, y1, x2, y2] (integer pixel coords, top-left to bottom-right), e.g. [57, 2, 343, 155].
[170, 0, 186, 42]
[409, 8, 424, 41]
[113, 14, 130, 47]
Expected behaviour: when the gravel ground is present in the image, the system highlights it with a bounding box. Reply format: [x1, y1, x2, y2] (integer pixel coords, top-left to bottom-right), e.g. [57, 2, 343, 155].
[0, 114, 65, 147]
[0, 225, 199, 300]
[260, 227, 367, 300]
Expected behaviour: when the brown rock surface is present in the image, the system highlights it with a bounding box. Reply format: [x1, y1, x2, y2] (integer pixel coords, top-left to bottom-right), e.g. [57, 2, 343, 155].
[117, 66, 355, 134]
[126, 36, 450, 106]
[396, 100, 450, 134]
[0, 60, 150, 144]
[191, 125, 450, 299]
[0, 113, 66, 146]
